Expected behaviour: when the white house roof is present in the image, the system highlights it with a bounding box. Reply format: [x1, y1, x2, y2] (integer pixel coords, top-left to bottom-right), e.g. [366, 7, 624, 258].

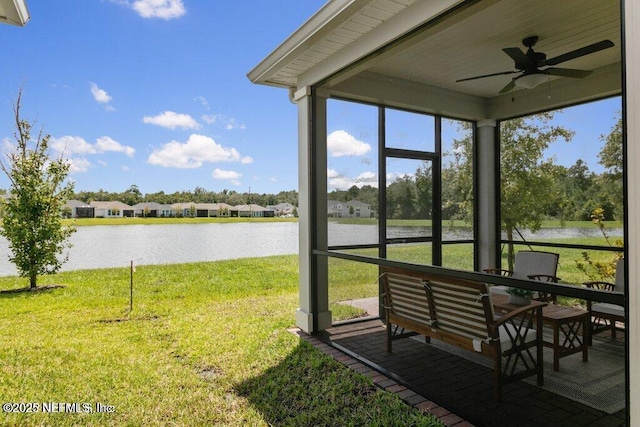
[66, 199, 92, 208]
[232, 204, 269, 212]
[90, 201, 133, 210]
[132, 202, 164, 210]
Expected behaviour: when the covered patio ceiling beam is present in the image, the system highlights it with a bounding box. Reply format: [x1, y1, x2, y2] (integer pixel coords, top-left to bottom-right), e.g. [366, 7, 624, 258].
[487, 62, 622, 120]
[329, 71, 487, 121]
[328, 62, 620, 123]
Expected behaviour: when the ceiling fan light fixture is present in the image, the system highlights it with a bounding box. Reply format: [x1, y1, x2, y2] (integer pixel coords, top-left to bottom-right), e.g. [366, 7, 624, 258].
[514, 72, 548, 89]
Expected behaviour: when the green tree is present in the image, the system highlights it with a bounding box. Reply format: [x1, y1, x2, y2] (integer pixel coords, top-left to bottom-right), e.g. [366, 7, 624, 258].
[500, 113, 573, 269]
[597, 113, 623, 220]
[386, 176, 417, 219]
[449, 112, 573, 269]
[415, 163, 433, 219]
[121, 184, 143, 205]
[0, 91, 76, 289]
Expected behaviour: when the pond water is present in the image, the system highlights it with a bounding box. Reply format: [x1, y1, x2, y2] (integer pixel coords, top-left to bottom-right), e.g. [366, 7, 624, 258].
[0, 222, 622, 277]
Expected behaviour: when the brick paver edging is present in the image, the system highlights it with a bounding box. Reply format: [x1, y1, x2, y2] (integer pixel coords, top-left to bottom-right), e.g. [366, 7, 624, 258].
[288, 327, 474, 427]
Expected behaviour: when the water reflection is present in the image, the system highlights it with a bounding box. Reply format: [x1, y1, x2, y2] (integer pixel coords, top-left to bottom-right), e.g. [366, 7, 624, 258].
[0, 223, 299, 277]
[0, 222, 623, 277]
[327, 222, 622, 246]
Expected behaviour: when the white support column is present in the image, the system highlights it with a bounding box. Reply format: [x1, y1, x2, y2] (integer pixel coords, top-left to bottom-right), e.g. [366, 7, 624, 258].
[293, 86, 331, 333]
[624, 0, 639, 422]
[476, 119, 498, 271]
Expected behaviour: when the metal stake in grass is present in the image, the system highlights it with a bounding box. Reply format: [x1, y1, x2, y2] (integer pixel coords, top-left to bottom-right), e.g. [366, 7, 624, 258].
[128, 260, 135, 314]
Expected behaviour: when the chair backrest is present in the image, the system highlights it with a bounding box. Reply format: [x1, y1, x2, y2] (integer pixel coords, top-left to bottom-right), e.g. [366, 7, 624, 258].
[614, 258, 625, 293]
[512, 251, 559, 280]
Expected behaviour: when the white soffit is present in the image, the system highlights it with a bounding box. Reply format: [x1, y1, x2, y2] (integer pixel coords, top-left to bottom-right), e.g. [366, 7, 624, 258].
[0, 0, 29, 27]
[249, 0, 621, 105]
[248, 0, 423, 88]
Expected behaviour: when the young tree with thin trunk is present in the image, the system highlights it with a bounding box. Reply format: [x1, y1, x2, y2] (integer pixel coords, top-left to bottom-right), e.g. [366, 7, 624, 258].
[0, 90, 76, 289]
[448, 112, 573, 270]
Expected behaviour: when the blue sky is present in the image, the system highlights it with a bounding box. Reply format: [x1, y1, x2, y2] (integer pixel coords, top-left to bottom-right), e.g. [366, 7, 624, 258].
[0, 0, 325, 195]
[0, 1, 620, 196]
[324, 96, 620, 192]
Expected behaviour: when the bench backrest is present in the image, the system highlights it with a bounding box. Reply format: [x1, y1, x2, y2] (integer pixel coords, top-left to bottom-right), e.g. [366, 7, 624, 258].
[427, 274, 493, 341]
[381, 267, 495, 341]
[383, 271, 435, 327]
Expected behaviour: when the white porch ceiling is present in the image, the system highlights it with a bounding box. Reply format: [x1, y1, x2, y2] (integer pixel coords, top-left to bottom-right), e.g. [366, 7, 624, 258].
[364, 0, 621, 99]
[250, 0, 622, 109]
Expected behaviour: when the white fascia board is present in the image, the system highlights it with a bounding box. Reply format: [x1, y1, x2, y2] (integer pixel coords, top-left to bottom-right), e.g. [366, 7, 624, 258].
[247, 0, 370, 85]
[0, 0, 29, 27]
[297, 0, 465, 89]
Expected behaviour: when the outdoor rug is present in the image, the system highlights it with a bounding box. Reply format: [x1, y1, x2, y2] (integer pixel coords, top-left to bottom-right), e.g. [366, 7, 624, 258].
[422, 334, 625, 414]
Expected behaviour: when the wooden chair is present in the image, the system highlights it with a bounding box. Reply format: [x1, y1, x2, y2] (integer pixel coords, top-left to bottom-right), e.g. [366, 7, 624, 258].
[584, 258, 625, 344]
[485, 250, 560, 302]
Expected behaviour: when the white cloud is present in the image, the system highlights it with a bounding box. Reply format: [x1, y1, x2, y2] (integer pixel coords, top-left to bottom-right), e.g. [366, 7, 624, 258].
[241, 156, 253, 164]
[147, 134, 247, 169]
[51, 136, 96, 155]
[66, 157, 92, 174]
[327, 168, 377, 190]
[195, 96, 209, 109]
[143, 111, 200, 130]
[327, 130, 371, 157]
[201, 114, 245, 130]
[132, 0, 185, 20]
[95, 136, 135, 157]
[386, 172, 413, 182]
[201, 114, 217, 124]
[50, 136, 135, 158]
[90, 82, 112, 104]
[212, 168, 242, 186]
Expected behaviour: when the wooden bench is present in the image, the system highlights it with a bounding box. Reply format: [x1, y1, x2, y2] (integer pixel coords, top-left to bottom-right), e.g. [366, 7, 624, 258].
[380, 266, 545, 401]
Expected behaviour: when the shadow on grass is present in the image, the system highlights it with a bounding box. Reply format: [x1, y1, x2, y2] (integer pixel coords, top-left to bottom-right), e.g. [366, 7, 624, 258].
[234, 340, 439, 426]
[0, 284, 64, 299]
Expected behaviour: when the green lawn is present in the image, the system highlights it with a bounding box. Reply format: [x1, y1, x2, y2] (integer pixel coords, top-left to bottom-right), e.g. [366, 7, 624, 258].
[0, 257, 440, 426]
[0, 232, 621, 425]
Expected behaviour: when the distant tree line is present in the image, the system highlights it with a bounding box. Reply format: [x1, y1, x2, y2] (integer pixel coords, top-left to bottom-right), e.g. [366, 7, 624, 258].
[72, 186, 299, 208]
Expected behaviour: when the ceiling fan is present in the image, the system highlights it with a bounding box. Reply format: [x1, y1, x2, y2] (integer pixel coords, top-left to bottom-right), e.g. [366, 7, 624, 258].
[456, 36, 614, 93]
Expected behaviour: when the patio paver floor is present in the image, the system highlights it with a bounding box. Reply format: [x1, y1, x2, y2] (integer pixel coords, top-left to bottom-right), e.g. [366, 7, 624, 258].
[297, 315, 627, 427]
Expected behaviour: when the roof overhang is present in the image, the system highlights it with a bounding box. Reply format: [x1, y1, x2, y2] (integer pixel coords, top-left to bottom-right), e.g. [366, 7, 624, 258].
[248, 0, 622, 121]
[0, 0, 29, 27]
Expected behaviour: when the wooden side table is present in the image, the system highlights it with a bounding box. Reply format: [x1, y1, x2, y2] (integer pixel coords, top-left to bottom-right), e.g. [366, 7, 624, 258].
[492, 294, 589, 371]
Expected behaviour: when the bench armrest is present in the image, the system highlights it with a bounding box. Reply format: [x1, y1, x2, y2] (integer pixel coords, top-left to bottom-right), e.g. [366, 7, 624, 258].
[492, 300, 546, 328]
